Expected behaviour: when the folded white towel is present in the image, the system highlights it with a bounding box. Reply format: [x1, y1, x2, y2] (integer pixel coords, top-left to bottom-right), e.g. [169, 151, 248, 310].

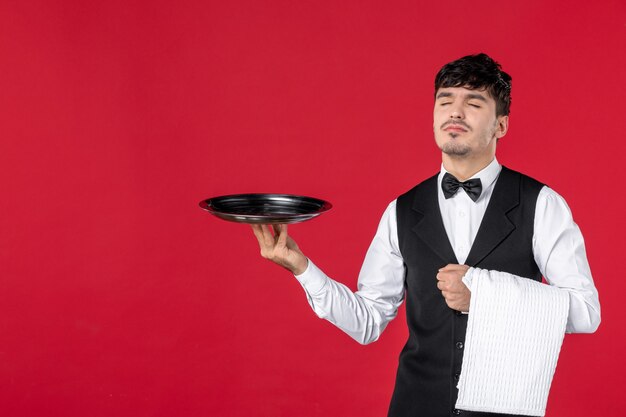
[455, 268, 570, 416]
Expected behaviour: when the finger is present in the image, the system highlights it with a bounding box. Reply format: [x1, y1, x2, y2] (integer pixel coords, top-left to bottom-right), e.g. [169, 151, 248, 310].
[259, 224, 276, 247]
[442, 291, 459, 301]
[251, 225, 275, 259]
[440, 264, 469, 272]
[438, 264, 457, 272]
[275, 224, 288, 247]
[251, 224, 266, 245]
[286, 234, 300, 251]
[271, 224, 287, 246]
[270, 224, 281, 242]
[272, 223, 286, 239]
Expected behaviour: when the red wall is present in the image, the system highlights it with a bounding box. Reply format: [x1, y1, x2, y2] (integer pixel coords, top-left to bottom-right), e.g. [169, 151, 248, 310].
[1, 1, 624, 416]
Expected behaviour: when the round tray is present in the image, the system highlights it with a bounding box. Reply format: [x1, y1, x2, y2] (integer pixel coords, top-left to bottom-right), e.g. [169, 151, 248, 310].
[199, 193, 332, 224]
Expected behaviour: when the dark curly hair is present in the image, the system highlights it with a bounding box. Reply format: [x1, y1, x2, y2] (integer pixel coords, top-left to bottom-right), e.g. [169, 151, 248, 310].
[434, 53, 512, 117]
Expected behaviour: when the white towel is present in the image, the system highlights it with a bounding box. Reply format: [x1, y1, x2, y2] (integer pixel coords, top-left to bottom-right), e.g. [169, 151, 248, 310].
[455, 268, 570, 416]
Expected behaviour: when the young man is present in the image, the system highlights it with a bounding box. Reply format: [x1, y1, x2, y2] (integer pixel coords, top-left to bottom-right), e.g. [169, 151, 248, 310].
[251, 53, 600, 417]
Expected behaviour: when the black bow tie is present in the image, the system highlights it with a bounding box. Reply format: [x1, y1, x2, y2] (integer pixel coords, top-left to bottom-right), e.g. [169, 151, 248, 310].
[442, 173, 482, 202]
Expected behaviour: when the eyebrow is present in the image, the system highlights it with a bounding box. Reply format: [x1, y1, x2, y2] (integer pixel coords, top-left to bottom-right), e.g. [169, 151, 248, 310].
[466, 93, 488, 102]
[436, 92, 453, 99]
[435, 91, 489, 102]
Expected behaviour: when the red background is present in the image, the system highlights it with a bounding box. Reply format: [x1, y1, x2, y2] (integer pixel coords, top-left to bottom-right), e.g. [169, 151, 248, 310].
[1, 1, 624, 416]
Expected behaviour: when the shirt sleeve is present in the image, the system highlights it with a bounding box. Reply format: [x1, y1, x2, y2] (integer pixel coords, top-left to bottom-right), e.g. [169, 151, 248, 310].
[293, 200, 406, 344]
[463, 187, 601, 333]
[532, 186, 601, 333]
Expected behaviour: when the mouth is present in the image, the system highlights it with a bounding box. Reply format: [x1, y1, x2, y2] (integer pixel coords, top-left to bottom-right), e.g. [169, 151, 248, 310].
[443, 124, 468, 133]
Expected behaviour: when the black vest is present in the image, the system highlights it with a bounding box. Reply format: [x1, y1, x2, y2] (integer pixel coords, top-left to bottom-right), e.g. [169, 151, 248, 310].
[389, 166, 544, 417]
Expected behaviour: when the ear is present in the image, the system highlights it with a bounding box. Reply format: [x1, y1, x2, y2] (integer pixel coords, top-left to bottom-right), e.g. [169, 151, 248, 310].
[495, 115, 509, 139]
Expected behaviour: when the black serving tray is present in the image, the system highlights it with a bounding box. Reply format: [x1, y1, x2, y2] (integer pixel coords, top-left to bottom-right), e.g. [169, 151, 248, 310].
[199, 193, 332, 224]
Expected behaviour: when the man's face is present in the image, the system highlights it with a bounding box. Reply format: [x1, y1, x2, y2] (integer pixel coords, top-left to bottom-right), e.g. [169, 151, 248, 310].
[433, 86, 508, 159]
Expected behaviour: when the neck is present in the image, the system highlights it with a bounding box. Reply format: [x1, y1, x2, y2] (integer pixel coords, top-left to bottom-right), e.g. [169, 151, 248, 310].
[442, 154, 495, 181]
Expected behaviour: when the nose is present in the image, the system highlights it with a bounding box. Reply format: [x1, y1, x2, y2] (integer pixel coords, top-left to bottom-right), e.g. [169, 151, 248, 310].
[449, 102, 464, 119]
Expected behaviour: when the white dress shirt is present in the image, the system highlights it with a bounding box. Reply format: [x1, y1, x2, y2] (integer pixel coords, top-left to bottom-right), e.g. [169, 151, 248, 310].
[294, 158, 601, 344]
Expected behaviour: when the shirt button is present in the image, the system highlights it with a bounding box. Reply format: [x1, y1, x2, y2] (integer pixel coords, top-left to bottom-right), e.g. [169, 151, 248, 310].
[456, 341, 464, 350]
[453, 409, 462, 415]
[459, 211, 465, 217]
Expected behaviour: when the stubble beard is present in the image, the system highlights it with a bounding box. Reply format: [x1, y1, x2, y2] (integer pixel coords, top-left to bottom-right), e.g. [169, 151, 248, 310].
[437, 121, 498, 158]
[439, 133, 471, 157]
[440, 140, 471, 157]
[436, 121, 473, 157]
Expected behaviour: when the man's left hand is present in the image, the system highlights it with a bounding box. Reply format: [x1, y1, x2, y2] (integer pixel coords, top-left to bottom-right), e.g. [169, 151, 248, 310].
[436, 264, 471, 312]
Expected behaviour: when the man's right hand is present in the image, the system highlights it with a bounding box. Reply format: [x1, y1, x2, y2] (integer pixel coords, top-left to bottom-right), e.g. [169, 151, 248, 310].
[251, 224, 308, 275]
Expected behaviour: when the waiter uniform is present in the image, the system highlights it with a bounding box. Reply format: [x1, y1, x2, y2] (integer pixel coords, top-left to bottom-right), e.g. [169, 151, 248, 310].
[294, 159, 600, 417]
